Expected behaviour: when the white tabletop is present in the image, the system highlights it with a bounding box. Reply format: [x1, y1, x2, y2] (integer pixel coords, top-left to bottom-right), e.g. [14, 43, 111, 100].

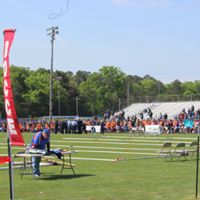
[15, 153, 45, 158]
[61, 150, 78, 155]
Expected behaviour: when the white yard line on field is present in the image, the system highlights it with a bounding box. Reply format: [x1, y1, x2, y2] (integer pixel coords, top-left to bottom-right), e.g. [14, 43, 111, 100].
[0, 156, 116, 163]
[104, 135, 196, 140]
[0, 144, 160, 152]
[76, 150, 158, 155]
[63, 137, 165, 143]
[53, 140, 175, 146]
[72, 157, 116, 161]
[0, 163, 56, 170]
[0, 153, 116, 162]
[62, 137, 193, 144]
[1, 148, 158, 156]
[0, 153, 7, 156]
[73, 145, 159, 151]
[0, 146, 23, 150]
[50, 144, 159, 151]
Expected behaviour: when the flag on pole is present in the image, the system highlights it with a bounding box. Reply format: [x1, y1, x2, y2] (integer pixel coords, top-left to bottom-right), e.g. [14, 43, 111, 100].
[0, 156, 10, 164]
[3, 29, 25, 146]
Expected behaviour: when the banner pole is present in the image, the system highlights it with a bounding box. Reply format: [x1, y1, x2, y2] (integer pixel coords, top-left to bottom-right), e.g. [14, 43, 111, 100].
[196, 136, 199, 199]
[7, 136, 14, 200]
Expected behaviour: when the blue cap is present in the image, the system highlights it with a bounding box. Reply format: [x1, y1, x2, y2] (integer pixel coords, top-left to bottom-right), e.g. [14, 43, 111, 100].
[42, 128, 50, 135]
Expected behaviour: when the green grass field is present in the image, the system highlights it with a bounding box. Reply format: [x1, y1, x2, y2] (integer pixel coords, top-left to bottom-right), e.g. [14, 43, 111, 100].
[0, 132, 200, 200]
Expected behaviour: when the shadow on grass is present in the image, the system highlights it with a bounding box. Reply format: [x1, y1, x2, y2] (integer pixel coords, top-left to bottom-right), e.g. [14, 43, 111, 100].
[39, 173, 95, 180]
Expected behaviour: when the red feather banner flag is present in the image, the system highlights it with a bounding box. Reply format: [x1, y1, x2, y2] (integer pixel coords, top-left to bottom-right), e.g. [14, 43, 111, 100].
[0, 156, 10, 164]
[3, 29, 25, 146]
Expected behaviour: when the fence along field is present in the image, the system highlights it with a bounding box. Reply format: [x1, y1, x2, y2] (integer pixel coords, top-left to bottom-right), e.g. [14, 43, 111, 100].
[0, 132, 199, 200]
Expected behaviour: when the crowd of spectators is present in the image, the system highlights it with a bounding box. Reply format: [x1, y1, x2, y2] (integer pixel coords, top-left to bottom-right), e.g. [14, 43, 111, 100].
[0, 105, 200, 134]
[109, 104, 200, 134]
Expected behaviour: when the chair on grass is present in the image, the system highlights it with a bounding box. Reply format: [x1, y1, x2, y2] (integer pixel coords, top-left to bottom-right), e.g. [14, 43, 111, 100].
[187, 141, 198, 159]
[159, 142, 172, 158]
[171, 142, 188, 160]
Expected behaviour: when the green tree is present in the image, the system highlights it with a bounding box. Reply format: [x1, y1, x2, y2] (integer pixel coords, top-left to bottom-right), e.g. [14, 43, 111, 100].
[10, 66, 30, 117]
[54, 70, 70, 115]
[140, 78, 158, 96]
[75, 71, 91, 85]
[23, 68, 49, 117]
[79, 66, 126, 114]
[166, 79, 182, 95]
[194, 81, 200, 94]
[182, 81, 196, 95]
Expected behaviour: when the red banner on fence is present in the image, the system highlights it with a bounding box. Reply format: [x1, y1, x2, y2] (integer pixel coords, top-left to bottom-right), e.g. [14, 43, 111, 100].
[3, 29, 25, 146]
[0, 156, 10, 164]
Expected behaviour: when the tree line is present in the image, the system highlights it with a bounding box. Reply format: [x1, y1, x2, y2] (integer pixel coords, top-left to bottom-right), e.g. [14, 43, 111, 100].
[0, 65, 199, 118]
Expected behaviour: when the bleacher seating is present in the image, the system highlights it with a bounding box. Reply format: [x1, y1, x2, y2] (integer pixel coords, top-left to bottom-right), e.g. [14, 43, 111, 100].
[122, 101, 200, 119]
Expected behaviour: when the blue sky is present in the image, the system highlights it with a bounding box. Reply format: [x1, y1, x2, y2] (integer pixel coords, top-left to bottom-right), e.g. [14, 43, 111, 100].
[1, 0, 200, 83]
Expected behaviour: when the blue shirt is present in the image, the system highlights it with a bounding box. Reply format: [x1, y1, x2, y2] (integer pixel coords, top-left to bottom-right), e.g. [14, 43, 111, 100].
[31, 131, 50, 150]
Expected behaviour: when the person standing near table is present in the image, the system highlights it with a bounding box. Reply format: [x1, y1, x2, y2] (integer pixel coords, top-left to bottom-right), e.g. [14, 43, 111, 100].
[31, 128, 50, 177]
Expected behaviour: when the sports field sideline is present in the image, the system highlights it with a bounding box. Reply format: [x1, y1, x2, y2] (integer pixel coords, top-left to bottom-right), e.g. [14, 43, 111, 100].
[0, 133, 200, 200]
[0, 133, 198, 161]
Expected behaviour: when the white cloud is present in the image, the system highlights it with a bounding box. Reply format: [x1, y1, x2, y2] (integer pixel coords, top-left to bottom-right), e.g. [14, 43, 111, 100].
[112, 0, 170, 7]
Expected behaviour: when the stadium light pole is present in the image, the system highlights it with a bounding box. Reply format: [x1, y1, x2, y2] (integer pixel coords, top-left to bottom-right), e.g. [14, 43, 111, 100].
[47, 26, 59, 123]
[55, 76, 62, 116]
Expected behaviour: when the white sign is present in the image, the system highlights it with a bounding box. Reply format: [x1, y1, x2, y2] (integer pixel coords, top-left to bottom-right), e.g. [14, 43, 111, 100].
[86, 125, 101, 133]
[145, 125, 161, 134]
